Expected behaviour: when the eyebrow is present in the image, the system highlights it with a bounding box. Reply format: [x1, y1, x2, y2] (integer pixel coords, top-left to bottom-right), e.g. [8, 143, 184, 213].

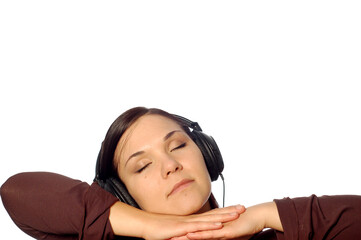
[124, 130, 182, 167]
[163, 130, 181, 141]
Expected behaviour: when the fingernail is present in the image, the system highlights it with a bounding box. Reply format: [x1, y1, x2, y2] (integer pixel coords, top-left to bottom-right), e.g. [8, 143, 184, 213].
[236, 204, 244, 210]
[214, 222, 222, 226]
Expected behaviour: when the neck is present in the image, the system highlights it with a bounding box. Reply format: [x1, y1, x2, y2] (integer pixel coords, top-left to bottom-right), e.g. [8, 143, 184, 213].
[197, 193, 220, 213]
[197, 200, 211, 213]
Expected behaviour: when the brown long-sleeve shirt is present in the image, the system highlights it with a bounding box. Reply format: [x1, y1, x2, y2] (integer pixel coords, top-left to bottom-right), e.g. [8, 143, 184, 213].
[1, 172, 361, 240]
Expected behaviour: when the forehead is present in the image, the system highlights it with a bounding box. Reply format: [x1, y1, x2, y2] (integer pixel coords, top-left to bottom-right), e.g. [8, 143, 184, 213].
[115, 114, 183, 161]
[128, 114, 181, 140]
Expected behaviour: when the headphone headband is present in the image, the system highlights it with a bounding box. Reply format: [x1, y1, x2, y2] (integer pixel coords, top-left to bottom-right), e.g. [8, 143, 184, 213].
[172, 114, 203, 132]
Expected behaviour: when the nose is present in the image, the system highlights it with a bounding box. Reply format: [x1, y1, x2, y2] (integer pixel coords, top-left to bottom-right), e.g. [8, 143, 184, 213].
[161, 155, 183, 178]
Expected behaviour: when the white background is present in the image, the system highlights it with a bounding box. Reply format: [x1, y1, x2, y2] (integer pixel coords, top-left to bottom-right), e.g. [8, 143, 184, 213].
[1, 1, 360, 238]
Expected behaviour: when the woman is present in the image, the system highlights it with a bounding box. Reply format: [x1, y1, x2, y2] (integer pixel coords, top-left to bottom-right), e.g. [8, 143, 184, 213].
[1, 107, 361, 240]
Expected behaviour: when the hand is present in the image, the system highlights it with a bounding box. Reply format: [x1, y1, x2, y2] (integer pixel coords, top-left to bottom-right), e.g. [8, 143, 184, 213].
[174, 202, 282, 240]
[141, 204, 246, 240]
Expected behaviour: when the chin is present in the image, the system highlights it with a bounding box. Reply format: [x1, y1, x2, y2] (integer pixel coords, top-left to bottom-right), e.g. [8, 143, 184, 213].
[173, 205, 202, 215]
[140, 188, 212, 215]
[168, 195, 211, 215]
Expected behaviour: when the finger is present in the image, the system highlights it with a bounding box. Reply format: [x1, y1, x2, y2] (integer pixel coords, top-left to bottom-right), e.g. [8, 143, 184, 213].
[186, 229, 251, 240]
[180, 221, 223, 235]
[170, 235, 190, 240]
[186, 230, 226, 240]
[188, 212, 241, 224]
[204, 205, 246, 215]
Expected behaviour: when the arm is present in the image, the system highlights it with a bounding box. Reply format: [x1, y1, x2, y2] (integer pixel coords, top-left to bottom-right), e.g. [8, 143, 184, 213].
[0, 172, 118, 239]
[1, 172, 245, 240]
[109, 201, 245, 240]
[182, 201, 282, 240]
[184, 195, 361, 240]
[275, 195, 361, 240]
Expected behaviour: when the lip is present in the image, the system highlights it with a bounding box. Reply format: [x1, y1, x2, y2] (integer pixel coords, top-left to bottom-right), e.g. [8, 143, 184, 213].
[168, 179, 194, 197]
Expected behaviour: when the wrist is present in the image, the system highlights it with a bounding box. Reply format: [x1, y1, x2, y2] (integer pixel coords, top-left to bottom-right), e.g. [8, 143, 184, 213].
[109, 201, 147, 238]
[244, 202, 282, 233]
[263, 202, 283, 231]
[139, 210, 161, 239]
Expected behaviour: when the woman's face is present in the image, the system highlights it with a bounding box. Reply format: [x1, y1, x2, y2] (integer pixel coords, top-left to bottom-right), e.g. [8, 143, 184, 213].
[114, 114, 212, 215]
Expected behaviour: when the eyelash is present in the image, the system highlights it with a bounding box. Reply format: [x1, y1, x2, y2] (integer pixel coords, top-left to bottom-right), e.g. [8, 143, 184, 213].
[136, 163, 151, 173]
[135, 143, 187, 173]
[171, 142, 186, 152]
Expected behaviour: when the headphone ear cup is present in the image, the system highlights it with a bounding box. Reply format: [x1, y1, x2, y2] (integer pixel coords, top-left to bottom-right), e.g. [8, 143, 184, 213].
[95, 147, 139, 208]
[95, 177, 139, 208]
[192, 131, 224, 181]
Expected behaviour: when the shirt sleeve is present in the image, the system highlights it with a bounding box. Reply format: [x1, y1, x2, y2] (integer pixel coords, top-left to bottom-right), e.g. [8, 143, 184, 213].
[1, 172, 119, 240]
[274, 194, 361, 240]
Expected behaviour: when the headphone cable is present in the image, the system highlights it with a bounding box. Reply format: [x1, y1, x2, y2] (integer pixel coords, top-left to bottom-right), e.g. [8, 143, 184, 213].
[219, 173, 225, 207]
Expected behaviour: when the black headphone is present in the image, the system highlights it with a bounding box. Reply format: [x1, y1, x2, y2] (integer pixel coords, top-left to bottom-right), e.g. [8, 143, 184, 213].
[94, 114, 224, 208]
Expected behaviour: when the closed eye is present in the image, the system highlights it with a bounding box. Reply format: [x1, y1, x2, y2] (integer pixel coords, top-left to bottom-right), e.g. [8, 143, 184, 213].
[171, 143, 186, 152]
[136, 162, 151, 173]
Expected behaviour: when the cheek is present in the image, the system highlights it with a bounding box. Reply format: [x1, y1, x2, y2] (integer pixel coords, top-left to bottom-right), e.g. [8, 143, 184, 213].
[125, 174, 163, 210]
[184, 147, 211, 180]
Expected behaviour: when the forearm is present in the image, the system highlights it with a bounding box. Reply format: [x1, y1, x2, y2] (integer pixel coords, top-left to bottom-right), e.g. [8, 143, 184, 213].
[109, 202, 245, 240]
[254, 201, 283, 232]
[274, 195, 361, 240]
[233, 201, 283, 235]
[184, 202, 282, 240]
[109, 201, 147, 238]
[181, 195, 361, 240]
